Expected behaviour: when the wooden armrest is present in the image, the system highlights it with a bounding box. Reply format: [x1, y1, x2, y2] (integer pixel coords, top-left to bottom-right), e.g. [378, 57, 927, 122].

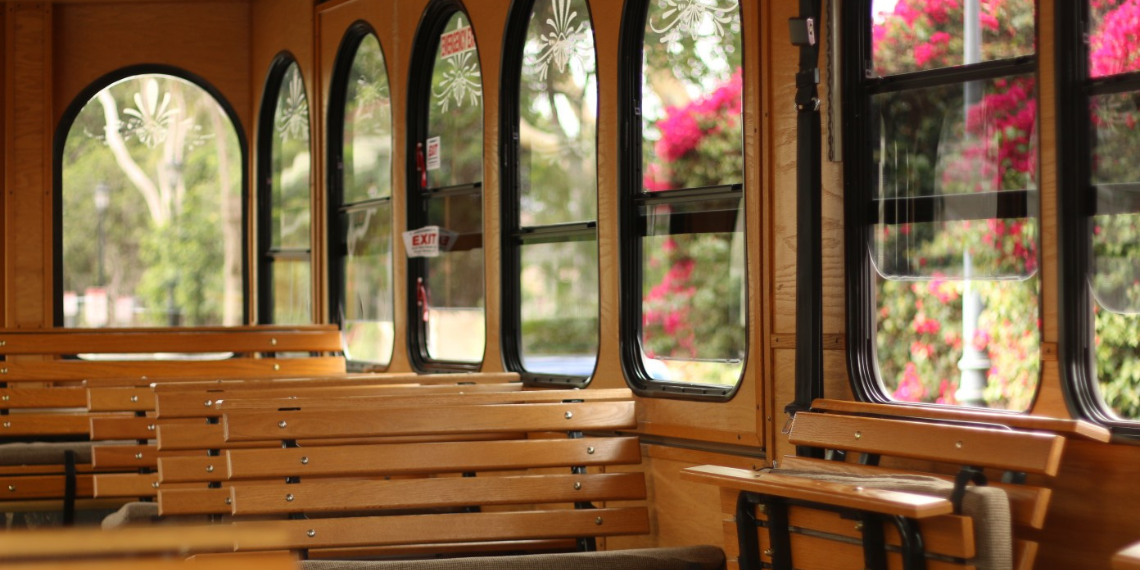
[1114, 541, 1140, 570]
[680, 465, 954, 519]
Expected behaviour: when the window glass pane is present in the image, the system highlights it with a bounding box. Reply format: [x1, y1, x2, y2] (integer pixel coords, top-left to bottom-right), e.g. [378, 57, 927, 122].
[428, 13, 483, 189]
[343, 34, 392, 204]
[1089, 0, 1140, 79]
[1089, 89, 1140, 419]
[342, 204, 393, 365]
[1091, 92, 1140, 314]
[62, 74, 243, 327]
[521, 238, 598, 375]
[271, 259, 311, 326]
[271, 63, 311, 251]
[641, 0, 742, 193]
[425, 192, 484, 362]
[871, 0, 1035, 77]
[871, 75, 1038, 279]
[639, 196, 745, 385]
[520, 0, 597, 226]
[876, 276, 1039, 410]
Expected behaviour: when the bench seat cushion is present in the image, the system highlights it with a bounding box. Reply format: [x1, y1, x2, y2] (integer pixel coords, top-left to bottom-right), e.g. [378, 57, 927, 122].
[0, 441, 95, 466]
[772, 469, 1011, 570]
[300, 545, 725, 570]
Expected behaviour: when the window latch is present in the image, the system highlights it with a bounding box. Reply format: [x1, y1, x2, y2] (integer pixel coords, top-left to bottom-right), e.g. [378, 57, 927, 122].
[788, 17, 816, 47]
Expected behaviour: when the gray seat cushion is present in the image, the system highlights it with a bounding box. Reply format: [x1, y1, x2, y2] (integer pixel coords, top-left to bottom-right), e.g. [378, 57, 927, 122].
[0, 441, 94, 466]
[101, 501, 160, 529]
[772, 469, 1012, 570]
[301, 545, 725, 570]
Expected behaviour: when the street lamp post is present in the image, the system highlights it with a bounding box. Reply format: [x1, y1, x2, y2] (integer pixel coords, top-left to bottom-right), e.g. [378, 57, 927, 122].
[94, 183, 110, 287]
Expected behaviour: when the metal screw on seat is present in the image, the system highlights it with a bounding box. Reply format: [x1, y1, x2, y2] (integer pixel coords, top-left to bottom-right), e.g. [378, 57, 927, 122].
[307, 529, 316, 538]
[565, 411, 573, 419]
[286, 494, 294, 502]
[300, 456, 309, 465]
[279, 420, 288, 428]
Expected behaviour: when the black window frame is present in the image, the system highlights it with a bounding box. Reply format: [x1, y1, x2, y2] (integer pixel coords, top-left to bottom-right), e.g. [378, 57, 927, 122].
[500, 0, 600, 387]
[327, 22, 394, 371]
[406, 0, 485, 372]
[1056, 0, 1140, 435]
[842, 0, 1040, 407]
[617, 0, 748, 401]
[53, 64, 250, 327]
[257, 52, 312, 325]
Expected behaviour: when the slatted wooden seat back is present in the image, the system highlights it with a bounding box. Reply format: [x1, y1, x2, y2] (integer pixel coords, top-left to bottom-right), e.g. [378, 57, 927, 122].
[681, 399, 1099, 570]
[0, 326, 343, 523]
[150, 390, 650, 560]
[90, 376, 523, 500]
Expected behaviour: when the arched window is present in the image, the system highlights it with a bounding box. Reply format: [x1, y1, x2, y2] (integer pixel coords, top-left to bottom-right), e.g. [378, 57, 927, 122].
[1059, 0, 1140, 431]
[619, 0, 747, 397]
[501, 0, 599, 385]
[58, 69, 245, 327]
[407, 2, 485, 371]
[329, 26, 394, 368]
[844, 0, 1039, 410]
[258, 56, 312, 325]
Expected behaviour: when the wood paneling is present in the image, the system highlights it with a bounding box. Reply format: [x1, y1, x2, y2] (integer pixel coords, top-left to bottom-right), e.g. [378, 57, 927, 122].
[53, 2, 252, 129]
[5, 3, 52, 328]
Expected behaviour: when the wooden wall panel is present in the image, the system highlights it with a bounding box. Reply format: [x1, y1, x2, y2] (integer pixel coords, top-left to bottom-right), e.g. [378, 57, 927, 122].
[0, 5, 5, 325]
[4, 3, 52, 328]
[53, 3, 251, 130]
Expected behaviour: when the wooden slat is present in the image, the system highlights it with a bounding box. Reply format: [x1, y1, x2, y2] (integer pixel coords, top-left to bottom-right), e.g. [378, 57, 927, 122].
[1016, 540, 1039, 570]
[680, 465, 953, 519]
[89, 416, 162, 440]
[156, 424, 281, 451]
[91, 444, 200, 469]
[150, 372, 521, 392]
[0, 553, 299, 570]
[756, 504, 974, 559]
[0, 474, 94, 499]
[225, 437, 641, 479]
[0, 387, 86, 409]
[0, 327, 342, 355]
[811, 398, 1111, 442]
[779, 456, 1052, 530]
[223, 401, 637, 442]
[92, 473, 158, 498]
[0, 497, 128, 513]
[87, 387, 156, 412]
[213, 388, 633, 413]
[159, 487, 242, 515]
[0, 413, 102, 436]
[307, 540, 577, 559]
[230, 473, 647, 515]
[0, 358, 347, 385]
[0, 523, 288, 560]
[232, 508, 649, 551]
[155, 382, 525, 418]
[158, 455, 226, 483]
[789, 412, 1066, 476]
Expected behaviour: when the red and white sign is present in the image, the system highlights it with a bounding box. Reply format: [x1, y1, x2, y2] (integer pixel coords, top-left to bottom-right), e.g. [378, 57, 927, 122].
[440, 25, 476, 58]
[403, 226, 459, 258]
[426, 136, 441, 171]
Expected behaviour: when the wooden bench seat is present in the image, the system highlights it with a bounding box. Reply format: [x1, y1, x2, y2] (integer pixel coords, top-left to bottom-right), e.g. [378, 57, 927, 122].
[682, 398, 1087, 570]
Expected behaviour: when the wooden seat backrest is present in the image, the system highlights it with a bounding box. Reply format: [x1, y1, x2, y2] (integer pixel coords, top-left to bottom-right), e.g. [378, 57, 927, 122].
[150, 392, 648, 558]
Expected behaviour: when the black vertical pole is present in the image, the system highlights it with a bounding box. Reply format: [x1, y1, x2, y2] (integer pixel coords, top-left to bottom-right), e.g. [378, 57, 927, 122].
[786, 0, 826, 459]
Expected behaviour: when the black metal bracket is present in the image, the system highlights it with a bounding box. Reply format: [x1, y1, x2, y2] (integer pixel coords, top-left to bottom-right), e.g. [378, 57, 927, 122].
[734, 490, 928, 570]
[62, 450, 77, 526]
[568, 428, 597, 552]
[950, 466, 988, 515]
